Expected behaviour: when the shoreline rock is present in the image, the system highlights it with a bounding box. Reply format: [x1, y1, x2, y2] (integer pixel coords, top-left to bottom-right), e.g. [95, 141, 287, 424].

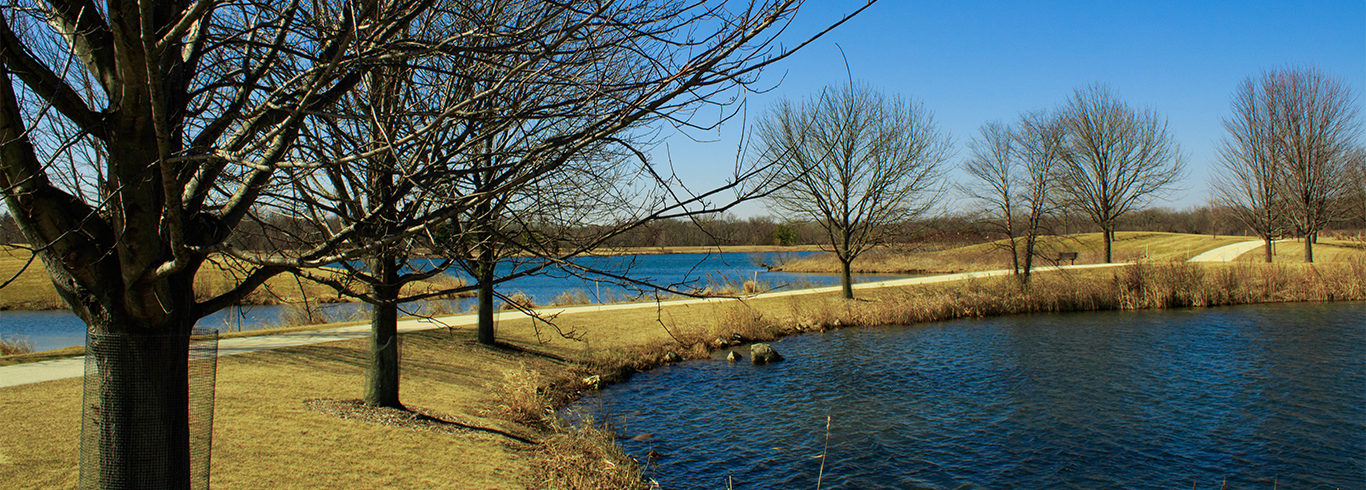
[750, 343, 783, 365]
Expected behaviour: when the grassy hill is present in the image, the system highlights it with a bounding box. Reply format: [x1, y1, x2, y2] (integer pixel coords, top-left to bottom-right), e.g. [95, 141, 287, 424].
[774, 232, 1331, 274]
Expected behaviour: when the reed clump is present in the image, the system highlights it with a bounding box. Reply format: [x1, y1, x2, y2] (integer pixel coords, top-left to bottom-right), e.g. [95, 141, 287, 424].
[501, 291, 538, 311]
[276, 301, 333, 327]
[552, 290, 594, 306]
[487, 363, 648, 490]
[531, 414, 650, 490]
[781, 258, 1366, 330]
[0, 334, 35, 356]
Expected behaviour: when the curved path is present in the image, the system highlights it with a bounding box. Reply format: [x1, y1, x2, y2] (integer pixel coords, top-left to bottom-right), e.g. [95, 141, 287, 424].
[1186, 239, 1276, 263]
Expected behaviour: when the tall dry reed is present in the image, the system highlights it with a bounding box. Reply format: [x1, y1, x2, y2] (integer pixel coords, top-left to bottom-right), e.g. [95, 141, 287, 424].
[783, 258, 1366, 330]
[0, 334, 35, 356]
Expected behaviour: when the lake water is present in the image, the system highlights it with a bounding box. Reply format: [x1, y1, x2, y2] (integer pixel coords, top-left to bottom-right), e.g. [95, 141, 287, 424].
[575, 302, 1366, 490]
[0, 251, 901, 352]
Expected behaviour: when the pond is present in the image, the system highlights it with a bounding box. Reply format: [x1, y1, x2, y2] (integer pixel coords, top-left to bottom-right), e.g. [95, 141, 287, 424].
[0, 251, 902, 352]
[574, 301, 1366, 490]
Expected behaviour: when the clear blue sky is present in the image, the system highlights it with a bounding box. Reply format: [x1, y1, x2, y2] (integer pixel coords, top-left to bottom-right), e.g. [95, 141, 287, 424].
[658, 1, 1366, 218]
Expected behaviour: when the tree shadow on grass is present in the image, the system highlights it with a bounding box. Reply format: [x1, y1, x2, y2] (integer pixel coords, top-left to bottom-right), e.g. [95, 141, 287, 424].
[304, 398, 538, 445]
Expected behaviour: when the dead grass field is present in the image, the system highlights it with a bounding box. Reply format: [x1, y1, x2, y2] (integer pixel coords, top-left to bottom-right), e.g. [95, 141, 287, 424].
[1232, 238, 1366, 264]
[777, 232, 1260, 274]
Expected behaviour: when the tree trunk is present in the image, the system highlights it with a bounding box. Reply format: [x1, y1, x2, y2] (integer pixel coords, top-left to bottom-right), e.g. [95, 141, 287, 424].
[1021, 234, 1037, 285]
[1304, 237, 1315, 263]
[477, 266, 496, 345]
[840, 257, 853, 299]
[86, 328, 194, 489]
[364, 254, 402, 408]
[1264, 237, 1273, 263]
[1102, 223, 1114, 263]
[1005, 210, 1018, 276]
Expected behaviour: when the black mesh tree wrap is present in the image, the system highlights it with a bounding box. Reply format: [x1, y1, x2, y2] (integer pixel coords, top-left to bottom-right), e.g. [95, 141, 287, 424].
[79, 328, 218, 490]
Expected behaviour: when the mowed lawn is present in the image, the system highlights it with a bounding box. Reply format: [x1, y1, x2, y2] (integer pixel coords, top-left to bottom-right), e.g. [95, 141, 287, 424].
[777, 231, 1258, 274]
[1233, 238, 1366, 263]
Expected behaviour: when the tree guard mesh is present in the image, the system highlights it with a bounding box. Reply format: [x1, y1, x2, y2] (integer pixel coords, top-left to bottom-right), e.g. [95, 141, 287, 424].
[79, 328, 218, 490]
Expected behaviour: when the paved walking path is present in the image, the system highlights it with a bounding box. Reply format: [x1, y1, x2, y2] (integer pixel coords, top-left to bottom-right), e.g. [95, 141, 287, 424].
[1, 261, 1158, 389]
[1187, 239, 1275, 263]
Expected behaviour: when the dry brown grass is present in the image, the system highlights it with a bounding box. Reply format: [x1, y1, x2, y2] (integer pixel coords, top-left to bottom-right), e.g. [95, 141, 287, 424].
[501, 292, 539, 311]
[0, 329, 563, 489]
[778, 232, 1255, 274]
[0, 335, 34, 356]
[1232, 238, 1365, 264]
[530, 415, 650, 490]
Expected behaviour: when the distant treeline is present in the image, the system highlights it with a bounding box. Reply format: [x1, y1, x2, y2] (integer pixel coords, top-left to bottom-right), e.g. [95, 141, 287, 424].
[4, 206, 1361, 249]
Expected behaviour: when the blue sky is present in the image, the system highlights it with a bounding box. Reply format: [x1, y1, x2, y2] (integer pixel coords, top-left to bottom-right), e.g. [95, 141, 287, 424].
[659, 1, 1365, 218]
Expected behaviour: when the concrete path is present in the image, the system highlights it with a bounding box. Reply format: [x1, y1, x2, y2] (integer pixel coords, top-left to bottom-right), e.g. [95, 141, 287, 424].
[1187, 239, 1275, 262]
[0, 263, 1130, 389]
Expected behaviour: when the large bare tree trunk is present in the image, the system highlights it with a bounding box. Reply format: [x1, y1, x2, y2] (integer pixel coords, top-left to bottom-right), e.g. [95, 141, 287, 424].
[87, 330, 193, 488]
[1304, 237, 1315, 263]
[1021, 235, 1037, 285]
[365, 253, 402, 409]
[1264, 237, 1274, 263]
[1102, 223, 1114, 263]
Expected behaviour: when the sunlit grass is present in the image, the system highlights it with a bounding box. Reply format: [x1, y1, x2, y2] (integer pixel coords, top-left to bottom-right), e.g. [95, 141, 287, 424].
[1232, 238, 1365, 264]
[777, 232, 1263, 274]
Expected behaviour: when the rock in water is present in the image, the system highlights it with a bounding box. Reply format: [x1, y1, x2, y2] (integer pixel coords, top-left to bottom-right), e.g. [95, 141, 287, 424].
[726, 351, 741, 363]
[750, 343, 783, 365]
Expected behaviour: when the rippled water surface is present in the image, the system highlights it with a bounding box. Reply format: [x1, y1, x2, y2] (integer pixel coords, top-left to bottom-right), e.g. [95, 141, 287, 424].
[578, 302, 1366, 490]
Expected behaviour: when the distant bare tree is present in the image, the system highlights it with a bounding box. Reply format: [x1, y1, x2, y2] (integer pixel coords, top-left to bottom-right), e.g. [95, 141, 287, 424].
[1351, 148, 1366, 227]
[1263, 67, 1361, 262]
[756, 83, 950, 299]
[1058, 85, 1186, 263]
[961, 111, 1065, 284]
[1012, 110, 1067, 281]
[1211, 75, 1284, 262]
[960, 121, 1020, 274]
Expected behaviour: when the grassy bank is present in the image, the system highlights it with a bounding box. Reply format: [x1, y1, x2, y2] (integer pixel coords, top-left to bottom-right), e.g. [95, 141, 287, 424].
[775, 232, 1253, 274]
[2, 256, 1363, 488]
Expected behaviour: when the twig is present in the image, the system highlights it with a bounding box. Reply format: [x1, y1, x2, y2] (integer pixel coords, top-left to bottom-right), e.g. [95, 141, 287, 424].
[815, 414, 831, 490]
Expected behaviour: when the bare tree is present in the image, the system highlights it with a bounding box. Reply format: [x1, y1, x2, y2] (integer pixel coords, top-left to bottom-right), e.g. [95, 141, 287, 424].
[960, 121, 1020, 274]
[1263, 67, 1361, 262]
[756, 83, 950, 299]
[1012, 110, 1067, 282]
[1057, 85, 1185, 263]
[1211, 75, 1284, 262]
[961, 112, 1065, 284]
[0, 2, 436, 485]
[1351, 148, 1366, 227]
